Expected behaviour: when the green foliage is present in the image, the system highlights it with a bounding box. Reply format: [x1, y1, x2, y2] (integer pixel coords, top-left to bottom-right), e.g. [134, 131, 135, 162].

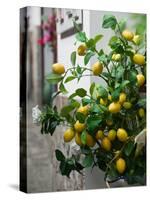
[46, 73, 63, 84]
[55, 149, 84, 177]
[70, 51, 76, 66]
[39, 14, 146, 185]
[102, 15, 117, 30]
[84, 52, 95, 65]
[40, 106, 62, 135]
[86, 115, 102, 134]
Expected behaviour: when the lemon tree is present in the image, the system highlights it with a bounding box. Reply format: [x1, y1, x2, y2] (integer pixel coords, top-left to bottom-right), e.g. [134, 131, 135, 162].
[39, 15, 146, 185]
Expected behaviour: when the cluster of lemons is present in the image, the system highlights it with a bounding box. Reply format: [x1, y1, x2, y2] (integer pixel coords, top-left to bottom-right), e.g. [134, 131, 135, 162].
[51, 29, 145, 175]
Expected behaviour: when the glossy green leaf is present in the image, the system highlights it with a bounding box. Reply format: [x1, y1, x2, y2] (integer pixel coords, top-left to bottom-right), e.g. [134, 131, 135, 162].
[71, 51, 76, 66]
[102, 15, 117, 30]
[84, 52, 95, 65]
[46, 73, 63, 84]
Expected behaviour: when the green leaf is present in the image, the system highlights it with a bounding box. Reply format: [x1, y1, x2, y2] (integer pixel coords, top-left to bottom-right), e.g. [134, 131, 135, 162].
[128, 70, 137, 84]
[87, 115, 102, 133]
[102, 15, 117, 30]
[76, 112, 86, 123]
[109, 36, 119, 47]
[94, 34, 103, 44]
[71, 51, 76, 66]
[76, 65, 82, 74]
[59, 82, 68, 94]
[81, 130, 87, 145]
[90, 82, 95, 96]
[96, 85, 108, 98]
[82, 98, 91, 106]
[120, 80, 130, 89]
[76, 88, 87, 97]
[65, 76, 76, 83]
[82, 154, 94, 168]
[111, 87, 121, 101]
[55, 149, 65, 161]
[98, 54, 108, 64]
[137, 98, 146, 108]
[118, 19, 126, 32]
[84, 52, 95, 65]
[46, 73, 63, 84]
[86, 39, 95, 48]
[75, 32, 87, 42]
[124, 141, 135, 156]
[60, 105, 75, 117]
[116, 65, 125, 80]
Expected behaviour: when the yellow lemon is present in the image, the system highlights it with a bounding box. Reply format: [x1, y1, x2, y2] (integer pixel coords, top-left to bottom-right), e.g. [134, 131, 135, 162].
[108, 102, 121, 113]
[101, 137, 111, 151]
[75, 132, 83, 146]
[116, 158, 126, 174]
[63, 128, 75, 142]
[74, 120, 85, 132]
[95, 130, 104, 140]
[108, 129, 117, 141]
[117, 128, 128, 142]
[52, 63, 65, 74]
[86, 133, 96, 147]
[106, 119, 113, 126]
[92, 61, 103, 75]
[122, 30, 134, 41]
[132, 35, 141, 45]
[100, 98, 108, 106]
[77, 105, 89, 116]
[112, 53, 121, 61]
[138, 108, 145, 118]
[137, 74, 145, 86]
[108, 94, 112, 101]
[119, 93, 127, 104]
[133, 54, 145, 65]
[123, 102, 132, 109]
[77, 44, 87, 56]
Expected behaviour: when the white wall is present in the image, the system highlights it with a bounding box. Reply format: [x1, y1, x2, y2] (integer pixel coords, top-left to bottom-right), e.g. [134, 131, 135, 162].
[57, 10, 91, 96]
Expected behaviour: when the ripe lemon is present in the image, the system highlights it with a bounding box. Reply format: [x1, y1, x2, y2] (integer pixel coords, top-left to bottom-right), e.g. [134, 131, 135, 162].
[137, 74, 145, 87]
[106, 119, 113, 126]
[138, 108, 145, 118]
[101, 137, 111, 151]
[132, 35, 141, 45]
[63, 128, 75, 142]
[95, 130, 104, 140]
[119, 93, 127, 104]
[100, 98, 108, 106]
[108, 94, 112, 101]
[92, 61, 103, 75]
[77, 44, 87, 56]
[112, 54, 121, 61]
[123, 102, 132, 109]
[74, 120, 85, 132]
[133, 54, 145, 65]
[77, 105, 89, 116]
[122, 30, 134, 41]
[86, 133, 96, 147]
[117, 128, 128, 142]
[52, 63, 65, 74]
[116, 158, 126, 174]
[108, 102, 121, 113]
[108, 129, 117, 141]
[75, 132, 83, 146]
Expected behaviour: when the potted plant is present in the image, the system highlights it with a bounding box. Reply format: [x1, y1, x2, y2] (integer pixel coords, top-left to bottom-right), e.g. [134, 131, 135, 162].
[33, 14, 146, 187]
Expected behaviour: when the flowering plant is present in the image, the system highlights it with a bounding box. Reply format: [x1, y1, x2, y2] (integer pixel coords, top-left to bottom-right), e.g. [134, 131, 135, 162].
[36, 15, 146, 186]
[37, 14, 57, 51]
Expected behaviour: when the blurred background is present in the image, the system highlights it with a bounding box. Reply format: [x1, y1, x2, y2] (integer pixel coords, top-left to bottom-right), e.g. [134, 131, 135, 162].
[20, 7, 146, 193]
